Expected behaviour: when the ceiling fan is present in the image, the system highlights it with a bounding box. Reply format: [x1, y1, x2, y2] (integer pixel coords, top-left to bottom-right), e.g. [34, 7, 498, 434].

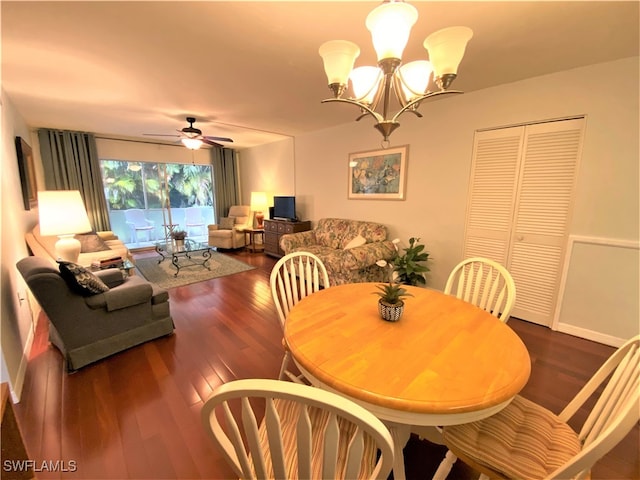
[144, 117, 234, 149]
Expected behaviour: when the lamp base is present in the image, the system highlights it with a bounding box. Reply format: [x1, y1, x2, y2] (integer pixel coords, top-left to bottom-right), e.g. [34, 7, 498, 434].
[55, 235, 82, 263]
[255, 211, 265, 229]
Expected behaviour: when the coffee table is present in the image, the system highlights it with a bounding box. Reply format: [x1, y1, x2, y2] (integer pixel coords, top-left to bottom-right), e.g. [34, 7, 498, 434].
[155, 239, 212, 277]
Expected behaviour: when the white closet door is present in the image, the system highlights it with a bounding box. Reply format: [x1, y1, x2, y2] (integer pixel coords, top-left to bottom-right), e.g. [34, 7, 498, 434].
[463, 127, 524, 264]
[508, 118, 584, 324]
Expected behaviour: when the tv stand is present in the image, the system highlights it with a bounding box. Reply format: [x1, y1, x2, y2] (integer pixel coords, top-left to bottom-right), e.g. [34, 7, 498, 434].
[264, 219, 311, 258]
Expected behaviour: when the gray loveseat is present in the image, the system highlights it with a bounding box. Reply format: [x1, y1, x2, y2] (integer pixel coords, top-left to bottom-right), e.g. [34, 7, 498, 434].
[17, 256, 174, 372]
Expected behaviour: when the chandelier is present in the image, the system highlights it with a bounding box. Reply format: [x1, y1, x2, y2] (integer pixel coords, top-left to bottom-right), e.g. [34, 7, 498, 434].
[319, 0, 472, 143]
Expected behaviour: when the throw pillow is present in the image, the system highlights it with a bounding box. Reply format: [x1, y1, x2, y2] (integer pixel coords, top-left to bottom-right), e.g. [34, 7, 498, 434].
[58, 261, 110, 296]
[219, 217, 236, 230]
[344, 234, 367, 250]
[75, 233, 111, 253]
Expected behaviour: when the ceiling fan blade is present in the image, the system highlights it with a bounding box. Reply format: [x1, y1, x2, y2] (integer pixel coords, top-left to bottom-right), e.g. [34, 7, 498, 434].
[203, 135, 234, 143]
[201, 138, 224, 148]
[143, 133, 181, 137]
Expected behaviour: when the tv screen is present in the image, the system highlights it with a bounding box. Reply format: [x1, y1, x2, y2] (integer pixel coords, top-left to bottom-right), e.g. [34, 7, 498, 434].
[273, 196, 296, 221]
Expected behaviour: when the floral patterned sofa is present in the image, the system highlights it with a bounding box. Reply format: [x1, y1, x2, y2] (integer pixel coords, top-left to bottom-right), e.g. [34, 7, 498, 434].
[280, 218, 396, 285]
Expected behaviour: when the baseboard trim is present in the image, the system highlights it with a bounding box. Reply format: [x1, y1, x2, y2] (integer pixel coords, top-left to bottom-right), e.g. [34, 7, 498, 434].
[556, 322, 626, 348]
[8, 321, 35, 404]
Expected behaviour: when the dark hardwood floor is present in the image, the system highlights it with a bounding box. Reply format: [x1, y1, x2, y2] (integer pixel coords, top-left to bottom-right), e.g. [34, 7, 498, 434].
[12, 250, 639, 479]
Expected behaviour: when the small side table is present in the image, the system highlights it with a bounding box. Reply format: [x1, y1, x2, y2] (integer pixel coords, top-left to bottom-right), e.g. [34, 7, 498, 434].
[244, 229, 265, 253]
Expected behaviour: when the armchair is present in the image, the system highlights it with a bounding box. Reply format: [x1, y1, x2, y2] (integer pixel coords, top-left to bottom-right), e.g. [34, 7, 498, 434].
[17, 256, 174, 372]
[208, 205, 252, 250]
[185, 206, 206, 237]
[124, 208, 155, 244]
[280, 218, 397, 285]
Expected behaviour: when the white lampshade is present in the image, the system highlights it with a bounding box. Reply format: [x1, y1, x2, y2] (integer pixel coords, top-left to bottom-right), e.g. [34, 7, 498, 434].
[423, 26, 473, 78]
[366, 1, 418, 61]
[350, 66, 381, 104]
[398, 60, 433, 101]
[319, 40, 360, 85]
[38, 190, 91, 262]
[181, 138, 203, 150]
[250, 191, 268, 211]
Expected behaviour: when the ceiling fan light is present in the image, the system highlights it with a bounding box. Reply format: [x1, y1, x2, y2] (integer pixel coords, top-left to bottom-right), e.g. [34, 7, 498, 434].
[366, 1, 418, 62]
[350, 66, 381, 104]
[319, 40, 361, 87]
[424, 26, 473, 79]
[398, 60, 433, 101]
[181, 138, 203, 150]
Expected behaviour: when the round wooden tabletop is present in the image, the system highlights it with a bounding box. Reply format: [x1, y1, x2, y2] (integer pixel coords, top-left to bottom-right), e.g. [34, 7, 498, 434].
[285, 283, 531, 416]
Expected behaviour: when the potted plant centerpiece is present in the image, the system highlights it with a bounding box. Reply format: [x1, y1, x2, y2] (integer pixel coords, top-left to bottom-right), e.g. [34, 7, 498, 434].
[373, 237, 430, 321]
[374, 279, 413, 322]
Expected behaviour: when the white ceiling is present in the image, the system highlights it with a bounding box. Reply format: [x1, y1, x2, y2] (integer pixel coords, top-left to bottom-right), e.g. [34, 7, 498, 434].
[2, 1, 638, 149]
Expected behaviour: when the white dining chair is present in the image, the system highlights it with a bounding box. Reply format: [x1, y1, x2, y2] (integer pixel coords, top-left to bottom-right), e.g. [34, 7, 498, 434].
[437, 335, 640, 480]
[415, 257, 517, 465]
[124, 208, 155, 245]
[184, 206, 206, 237]
[270, 251, 330, 383]
[201, 378, 394, 480]
[444, 257, 516, 322]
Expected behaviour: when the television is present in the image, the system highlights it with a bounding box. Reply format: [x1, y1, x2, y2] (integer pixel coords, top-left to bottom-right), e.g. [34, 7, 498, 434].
[273, 196, 297, 221]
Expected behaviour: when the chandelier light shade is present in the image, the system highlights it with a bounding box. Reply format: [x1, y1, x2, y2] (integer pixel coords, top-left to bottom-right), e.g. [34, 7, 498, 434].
[319, 0, 473, 143]
[38, 190, 92, 262]
[181, 138, 203, 150]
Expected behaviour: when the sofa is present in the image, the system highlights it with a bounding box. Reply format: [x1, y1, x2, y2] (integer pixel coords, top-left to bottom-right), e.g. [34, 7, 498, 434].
[208, 205, 253, 250]
[25, 224, 133, 267]
[17, 256, 174, 371]
[280, 218, 397, 285]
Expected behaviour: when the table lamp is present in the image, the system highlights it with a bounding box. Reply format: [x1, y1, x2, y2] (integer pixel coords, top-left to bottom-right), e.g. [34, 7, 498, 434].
[250, 191, 268, 229]
[38, 190, 92, 263]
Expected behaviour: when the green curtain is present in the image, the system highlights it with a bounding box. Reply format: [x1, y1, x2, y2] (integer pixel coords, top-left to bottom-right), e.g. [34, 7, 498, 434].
[210, 147, 239, 222]
[38, 129, 111, 231]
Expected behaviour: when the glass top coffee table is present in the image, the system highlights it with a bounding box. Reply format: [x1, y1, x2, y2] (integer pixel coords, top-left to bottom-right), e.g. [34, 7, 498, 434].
[155, 239, 212, 277]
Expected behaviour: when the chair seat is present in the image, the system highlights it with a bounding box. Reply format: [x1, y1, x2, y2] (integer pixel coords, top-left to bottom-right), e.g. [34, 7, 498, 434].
[256, 398, 378, 479]
[442, 395, 581, 479]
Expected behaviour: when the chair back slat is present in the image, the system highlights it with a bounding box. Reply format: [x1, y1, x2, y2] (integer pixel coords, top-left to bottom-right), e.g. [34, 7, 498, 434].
[220, 401, 255, 478]
[445, 257, 516, 322]
[202, 379, 394, 480]
[241, 397, 268, 479]
[296, 406, 313, 479]
[322, 412, 340, 479]
[344, 427, 366, 480]
[264, 398, 287, 479]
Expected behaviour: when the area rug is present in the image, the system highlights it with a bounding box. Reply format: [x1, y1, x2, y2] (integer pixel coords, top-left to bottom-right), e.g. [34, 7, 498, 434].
[134, 252, 255, 289]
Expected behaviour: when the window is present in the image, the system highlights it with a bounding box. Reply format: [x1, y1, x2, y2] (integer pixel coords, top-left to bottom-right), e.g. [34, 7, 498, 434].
[100, 160, 215, 246]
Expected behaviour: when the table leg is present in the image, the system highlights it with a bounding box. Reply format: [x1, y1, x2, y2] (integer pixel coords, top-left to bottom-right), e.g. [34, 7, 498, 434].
[432, 450, 458, 480]
[385, 422, 411, 480]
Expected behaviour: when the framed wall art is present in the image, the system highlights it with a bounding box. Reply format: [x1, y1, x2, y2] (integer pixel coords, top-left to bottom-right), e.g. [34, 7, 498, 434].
[348, 145, 408, 200]
[15, 136, 37, 210]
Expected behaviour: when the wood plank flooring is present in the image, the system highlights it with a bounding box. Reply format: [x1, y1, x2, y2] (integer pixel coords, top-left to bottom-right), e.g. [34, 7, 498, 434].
[11, 250, 639, 479]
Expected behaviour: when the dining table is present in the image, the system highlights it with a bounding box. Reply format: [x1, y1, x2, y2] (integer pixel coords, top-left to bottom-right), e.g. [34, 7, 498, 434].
[284, 282, 531, 480]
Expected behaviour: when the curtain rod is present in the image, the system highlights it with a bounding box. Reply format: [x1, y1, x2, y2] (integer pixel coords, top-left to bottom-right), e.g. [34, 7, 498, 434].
[95, 135, 186, 148]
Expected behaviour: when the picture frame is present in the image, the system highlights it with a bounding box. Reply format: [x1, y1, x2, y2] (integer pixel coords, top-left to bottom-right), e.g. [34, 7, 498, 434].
[15, 136, 37, 210]
[348, 145, 408, 200]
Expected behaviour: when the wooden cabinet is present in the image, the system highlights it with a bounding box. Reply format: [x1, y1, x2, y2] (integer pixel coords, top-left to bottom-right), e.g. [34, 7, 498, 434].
[264, 219, 311, 258]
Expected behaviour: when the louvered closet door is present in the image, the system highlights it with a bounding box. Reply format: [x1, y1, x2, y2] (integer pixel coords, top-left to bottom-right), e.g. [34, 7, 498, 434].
[464, 118, 584, 326]
[463, 127, 524, 265]
[508, 118, 584, 325]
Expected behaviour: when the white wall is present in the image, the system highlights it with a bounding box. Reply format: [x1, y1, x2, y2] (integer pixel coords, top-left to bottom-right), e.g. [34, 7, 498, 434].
[238, 137, 296, 215]
[1, 90, 40, 401]
[247, 57, 639, 345]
